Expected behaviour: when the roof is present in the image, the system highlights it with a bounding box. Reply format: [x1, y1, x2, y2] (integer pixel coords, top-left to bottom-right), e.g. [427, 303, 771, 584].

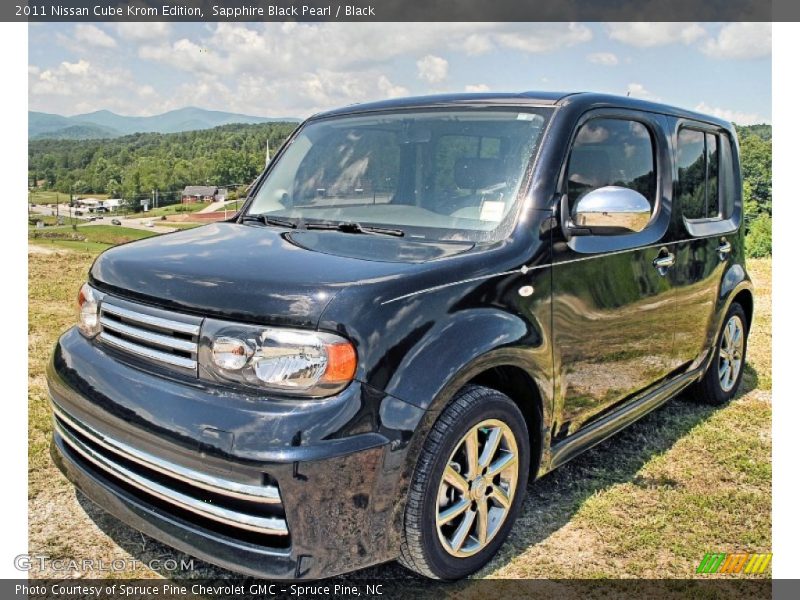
[309, 91, 733, 130]
[312, 91, 571, 119]
[182, 185, 218, 196]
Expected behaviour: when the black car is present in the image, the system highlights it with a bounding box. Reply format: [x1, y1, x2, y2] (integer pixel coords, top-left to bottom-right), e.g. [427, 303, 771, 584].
[48, 92, 752, 580]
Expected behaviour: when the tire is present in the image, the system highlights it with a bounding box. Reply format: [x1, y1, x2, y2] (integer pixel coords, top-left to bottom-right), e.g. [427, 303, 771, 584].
[399, 385, 530, 580]
[689, 302, 749, 406]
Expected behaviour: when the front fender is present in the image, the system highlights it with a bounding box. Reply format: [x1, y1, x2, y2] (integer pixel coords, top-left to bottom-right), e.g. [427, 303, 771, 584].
[384, 308, 541, 408]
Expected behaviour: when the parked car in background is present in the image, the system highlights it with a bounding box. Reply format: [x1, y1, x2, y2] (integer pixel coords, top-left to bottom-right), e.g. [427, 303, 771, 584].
[48, 92, 752, 580]
[111, 219, 122, 226]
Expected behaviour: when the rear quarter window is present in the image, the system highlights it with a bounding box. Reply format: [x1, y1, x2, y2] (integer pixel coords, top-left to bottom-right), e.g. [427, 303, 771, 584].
[677, 128, 722, 221]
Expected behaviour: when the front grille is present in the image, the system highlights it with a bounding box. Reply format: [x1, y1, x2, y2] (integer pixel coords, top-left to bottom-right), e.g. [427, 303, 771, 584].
[98, 297, 202, 373]
[52, 403, 290, 544]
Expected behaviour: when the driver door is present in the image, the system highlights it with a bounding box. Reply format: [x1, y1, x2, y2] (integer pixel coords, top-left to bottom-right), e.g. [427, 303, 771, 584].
[551, 113, 677, 438]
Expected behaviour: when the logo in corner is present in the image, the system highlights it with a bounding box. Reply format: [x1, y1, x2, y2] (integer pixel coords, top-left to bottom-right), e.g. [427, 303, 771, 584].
[697, 552, 772, 574]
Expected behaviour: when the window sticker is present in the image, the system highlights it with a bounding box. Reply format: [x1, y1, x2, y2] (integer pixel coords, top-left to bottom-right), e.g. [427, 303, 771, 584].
[480, 200, 505, 222]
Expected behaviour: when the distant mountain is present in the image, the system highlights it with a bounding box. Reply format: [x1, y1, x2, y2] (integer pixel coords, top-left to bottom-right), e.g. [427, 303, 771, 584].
[29, 107, 299, 139]
[30, 123, 121, 140]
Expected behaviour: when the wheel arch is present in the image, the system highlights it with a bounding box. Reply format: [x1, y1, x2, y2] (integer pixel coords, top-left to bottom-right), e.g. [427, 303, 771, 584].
[401, 348, 551, 494]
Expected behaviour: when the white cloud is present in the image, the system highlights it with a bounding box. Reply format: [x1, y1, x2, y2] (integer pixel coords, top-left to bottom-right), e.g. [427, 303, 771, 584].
[694, 102, 769, 126]
[416, 55, 448, 84]
[377, 75, 409, 98]
[587, 52, 618, 66]
[113, 22, 598, 116]
[113, 22, 172, 41]
[73, 24, 116, 48]
[493, 23, 592, 53]
[701, 23, 771, 60]
[626, 82, 660, 101]
[460, 34, 494, 56]
[28, 59, 165, 115]
[606, 23, 706, 47]
[29, 22, 769, 122]
[61, 59, 90, 76]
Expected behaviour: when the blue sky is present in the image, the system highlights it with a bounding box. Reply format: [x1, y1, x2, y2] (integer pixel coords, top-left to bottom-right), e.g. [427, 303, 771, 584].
[28, 22, 771, 124]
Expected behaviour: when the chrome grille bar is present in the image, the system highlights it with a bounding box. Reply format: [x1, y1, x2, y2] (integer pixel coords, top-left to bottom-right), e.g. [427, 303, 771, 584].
[99, 331, 197, 370]
[53, 413, 288, 536]
[99, 317, 196, 353]
[101, 302, 200, 335]
[98, 298, 201, 373]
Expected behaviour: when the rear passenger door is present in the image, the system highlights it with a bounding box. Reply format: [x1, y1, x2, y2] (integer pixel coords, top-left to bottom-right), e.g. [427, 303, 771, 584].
[670, 121, 742, 370]
[551, 110, 677, 437]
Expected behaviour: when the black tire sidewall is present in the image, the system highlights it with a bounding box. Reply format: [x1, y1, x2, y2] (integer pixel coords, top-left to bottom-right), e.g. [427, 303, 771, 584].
[418, 393, 530, 579]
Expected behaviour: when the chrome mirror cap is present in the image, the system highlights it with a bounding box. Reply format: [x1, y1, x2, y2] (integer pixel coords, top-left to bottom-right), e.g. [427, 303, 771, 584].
[571, 186, 652, 234]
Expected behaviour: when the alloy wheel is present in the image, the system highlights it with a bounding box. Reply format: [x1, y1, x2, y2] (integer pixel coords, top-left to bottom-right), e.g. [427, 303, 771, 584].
[718, 314, 745, 393]
[435, 418, 519, 557]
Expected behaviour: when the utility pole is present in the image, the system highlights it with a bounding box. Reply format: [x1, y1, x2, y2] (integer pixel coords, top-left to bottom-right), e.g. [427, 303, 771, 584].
[265, 139, 271, 166]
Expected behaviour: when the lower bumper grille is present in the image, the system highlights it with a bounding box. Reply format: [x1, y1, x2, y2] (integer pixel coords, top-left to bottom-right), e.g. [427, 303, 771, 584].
[52, 404, 289, 541]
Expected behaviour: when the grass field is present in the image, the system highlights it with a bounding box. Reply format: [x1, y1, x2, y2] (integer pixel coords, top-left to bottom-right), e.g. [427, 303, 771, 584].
[29, 225, 158, 253]
[26, 244, 772, 579]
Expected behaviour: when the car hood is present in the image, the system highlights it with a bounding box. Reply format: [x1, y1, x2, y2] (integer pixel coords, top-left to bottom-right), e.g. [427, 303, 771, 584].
[89, 222, 473, 328]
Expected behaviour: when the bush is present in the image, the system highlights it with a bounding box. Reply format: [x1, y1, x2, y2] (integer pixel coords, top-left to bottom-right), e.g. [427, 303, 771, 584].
[746, 213, 772, 258]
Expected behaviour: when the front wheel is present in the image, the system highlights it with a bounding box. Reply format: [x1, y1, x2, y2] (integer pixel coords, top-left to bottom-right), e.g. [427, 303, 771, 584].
[689, 302, 748, 405]
[399, 385, 530, 579]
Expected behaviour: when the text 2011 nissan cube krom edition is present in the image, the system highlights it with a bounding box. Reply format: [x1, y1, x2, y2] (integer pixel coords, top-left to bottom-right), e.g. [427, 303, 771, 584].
[48, 92, 753, 580]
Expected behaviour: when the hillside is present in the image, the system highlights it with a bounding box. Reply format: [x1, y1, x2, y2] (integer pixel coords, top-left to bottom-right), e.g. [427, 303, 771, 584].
[28, 121, 299, 199]
[29, 107, 299, 140]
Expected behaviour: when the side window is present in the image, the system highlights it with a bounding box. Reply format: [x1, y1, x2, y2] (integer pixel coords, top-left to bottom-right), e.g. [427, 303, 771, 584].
[677, 128, 721, 220]
[566, 118, 657, 210]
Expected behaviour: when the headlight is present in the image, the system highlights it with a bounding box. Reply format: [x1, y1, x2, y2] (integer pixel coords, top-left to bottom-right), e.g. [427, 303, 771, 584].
[199, 318, 357, 397]
[77, 283, 103, 337]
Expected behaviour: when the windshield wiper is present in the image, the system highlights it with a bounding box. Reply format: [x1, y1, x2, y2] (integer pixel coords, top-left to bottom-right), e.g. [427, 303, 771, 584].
[241, 214, 298, 229]
[304, 221, 405, 237]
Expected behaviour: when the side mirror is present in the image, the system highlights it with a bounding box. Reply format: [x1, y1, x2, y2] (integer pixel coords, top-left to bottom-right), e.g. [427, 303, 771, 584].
[563, 186, 652, 237]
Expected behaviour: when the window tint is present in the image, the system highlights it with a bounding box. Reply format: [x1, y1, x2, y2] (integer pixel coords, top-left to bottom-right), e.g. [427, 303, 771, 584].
[677, 128, 721, 220]
[707, 134, 719, 216]
[676, 129, 706, 219]
[566, 118, 656, 210]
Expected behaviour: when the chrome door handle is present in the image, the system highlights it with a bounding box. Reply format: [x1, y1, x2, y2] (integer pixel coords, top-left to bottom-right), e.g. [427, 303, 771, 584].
[653, 252, 675, 275]
[717, 241, 732, 260]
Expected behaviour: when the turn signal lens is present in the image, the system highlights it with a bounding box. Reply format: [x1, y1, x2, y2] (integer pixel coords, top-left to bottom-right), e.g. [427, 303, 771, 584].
[323, 342, 357, 384]
[77, 283, 102, 337]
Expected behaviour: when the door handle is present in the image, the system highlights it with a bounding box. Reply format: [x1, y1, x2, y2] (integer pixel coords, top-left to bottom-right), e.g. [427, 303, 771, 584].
[653, 252, 675, 275]
[717, 240, 732, 260]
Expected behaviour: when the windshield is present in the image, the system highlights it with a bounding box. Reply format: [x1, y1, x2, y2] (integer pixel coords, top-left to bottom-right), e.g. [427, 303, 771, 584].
[246, 108, 552, 241]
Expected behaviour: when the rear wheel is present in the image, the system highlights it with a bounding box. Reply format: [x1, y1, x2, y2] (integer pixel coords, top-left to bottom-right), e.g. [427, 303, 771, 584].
[689, 302, 748, 405]
[399, 385, 530, 579]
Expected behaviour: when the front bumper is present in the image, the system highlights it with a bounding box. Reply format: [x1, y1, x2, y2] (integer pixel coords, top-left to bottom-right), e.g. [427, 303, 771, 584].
[47, 328, 425, 579]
